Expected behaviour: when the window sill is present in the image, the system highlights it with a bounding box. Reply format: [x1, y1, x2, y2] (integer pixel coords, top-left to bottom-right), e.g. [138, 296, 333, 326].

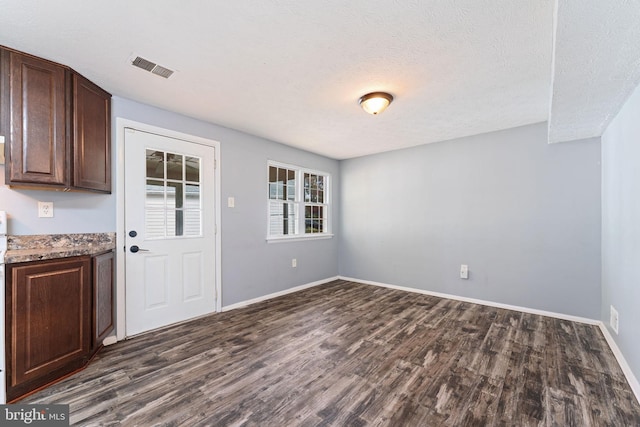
[266, 234, 334, 243]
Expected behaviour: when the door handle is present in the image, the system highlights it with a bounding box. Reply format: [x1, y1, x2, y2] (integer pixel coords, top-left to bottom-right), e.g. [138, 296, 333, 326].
[130, 245, 149, 253]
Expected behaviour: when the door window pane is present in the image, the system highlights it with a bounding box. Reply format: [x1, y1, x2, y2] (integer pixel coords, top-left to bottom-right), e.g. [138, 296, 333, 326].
[166, 153, 184, 180]
[167, 209, 177, 237]
[145, 149, 203, 239]
[146, 150, 164, 179]
[145, 209, 165, 239]
[184, 210, 201, 236]
[145, 180, 164, 206]
[185, 156, 200, 182]
[186, 184, 200, 209]
[167, 182, 184, 209]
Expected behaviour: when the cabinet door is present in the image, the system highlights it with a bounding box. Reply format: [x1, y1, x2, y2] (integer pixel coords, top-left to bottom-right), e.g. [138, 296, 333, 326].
[93, 251, 115, 351]
[6, 257, 91, 401]
[72, 73, 111, 192]
[2, 49, 68, 186]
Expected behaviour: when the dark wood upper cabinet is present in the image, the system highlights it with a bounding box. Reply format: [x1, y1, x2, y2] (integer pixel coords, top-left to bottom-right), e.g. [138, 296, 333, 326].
[73, 74, 111, 192]
[1, 49, 68, 186]
[0, 45, 111, 193]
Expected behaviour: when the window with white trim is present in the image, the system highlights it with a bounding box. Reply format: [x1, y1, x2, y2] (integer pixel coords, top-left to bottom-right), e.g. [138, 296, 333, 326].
[268, 161, 330, 239]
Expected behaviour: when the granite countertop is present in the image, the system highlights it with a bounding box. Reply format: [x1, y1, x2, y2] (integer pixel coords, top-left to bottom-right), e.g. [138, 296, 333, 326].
[4, 233, 116, 264]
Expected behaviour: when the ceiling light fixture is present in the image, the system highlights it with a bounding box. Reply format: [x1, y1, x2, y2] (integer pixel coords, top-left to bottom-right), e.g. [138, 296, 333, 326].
[359, 92, 394, 115]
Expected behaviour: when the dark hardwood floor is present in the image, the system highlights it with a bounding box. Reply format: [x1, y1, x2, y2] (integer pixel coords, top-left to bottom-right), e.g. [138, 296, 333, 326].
[23, 280, 640, 426]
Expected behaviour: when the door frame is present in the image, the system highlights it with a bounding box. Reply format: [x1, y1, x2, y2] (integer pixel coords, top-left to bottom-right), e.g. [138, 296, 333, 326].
[115, 118, 221, 341]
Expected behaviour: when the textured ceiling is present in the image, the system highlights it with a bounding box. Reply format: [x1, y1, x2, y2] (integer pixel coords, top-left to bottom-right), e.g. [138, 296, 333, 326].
[549, 0, 640, 143]
[0, 1, 637, 159]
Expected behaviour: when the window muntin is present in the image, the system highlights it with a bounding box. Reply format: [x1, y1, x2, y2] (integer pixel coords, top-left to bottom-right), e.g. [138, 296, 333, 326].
[268, 162, 330, 239]
[145, 149, 202, 239]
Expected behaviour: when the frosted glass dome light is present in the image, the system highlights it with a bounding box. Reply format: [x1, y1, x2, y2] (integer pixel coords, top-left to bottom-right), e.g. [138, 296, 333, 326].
[359, 92, 394, 115]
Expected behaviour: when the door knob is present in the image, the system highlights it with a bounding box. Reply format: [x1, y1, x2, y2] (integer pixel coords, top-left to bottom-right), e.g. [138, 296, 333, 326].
[130, 245, 149, 253]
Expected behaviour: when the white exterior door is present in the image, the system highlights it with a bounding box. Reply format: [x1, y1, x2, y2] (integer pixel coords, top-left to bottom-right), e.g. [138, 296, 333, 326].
[124, 128, 216, 336]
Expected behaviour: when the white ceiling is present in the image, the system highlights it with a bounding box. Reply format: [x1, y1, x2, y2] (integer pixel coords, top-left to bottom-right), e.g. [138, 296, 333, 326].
[549, 0, 640, 143]
[0, 1, 638, 159]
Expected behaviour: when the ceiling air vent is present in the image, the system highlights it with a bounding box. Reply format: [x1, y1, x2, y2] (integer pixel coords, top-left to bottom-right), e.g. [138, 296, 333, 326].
[131, 56, 174, 79]
[151, 64, 174, 79]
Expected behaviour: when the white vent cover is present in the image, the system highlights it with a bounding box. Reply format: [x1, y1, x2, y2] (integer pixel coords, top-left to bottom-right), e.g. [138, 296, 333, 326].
[131, 56, 174, 79]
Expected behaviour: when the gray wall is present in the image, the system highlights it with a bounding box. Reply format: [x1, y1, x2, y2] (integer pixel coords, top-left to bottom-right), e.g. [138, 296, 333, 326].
[112, 97, 340, 307]
[339, 122, 602, 319]
[0, 96, 608, 322]
[0, 171, 116, 235]
[601, 84, 640, 380]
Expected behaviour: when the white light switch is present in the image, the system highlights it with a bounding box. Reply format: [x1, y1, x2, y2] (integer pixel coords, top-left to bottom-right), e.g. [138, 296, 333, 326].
[38, 201, 54, 218]
[460, 264, 469, 279]
[227, 197, 235, 208]
[610, 305, 619, 334]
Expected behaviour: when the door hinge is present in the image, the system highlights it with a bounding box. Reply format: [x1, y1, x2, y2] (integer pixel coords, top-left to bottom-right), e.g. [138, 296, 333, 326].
[214, 159, 217, 169]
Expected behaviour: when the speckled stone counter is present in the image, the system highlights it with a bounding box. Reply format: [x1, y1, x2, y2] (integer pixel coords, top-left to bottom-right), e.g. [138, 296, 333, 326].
[4, 232, 116, 263]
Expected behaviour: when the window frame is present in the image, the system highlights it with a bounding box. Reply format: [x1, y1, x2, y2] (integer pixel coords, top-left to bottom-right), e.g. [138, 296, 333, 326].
[267, 160, 333, 242]
[144, 148, 203, 240]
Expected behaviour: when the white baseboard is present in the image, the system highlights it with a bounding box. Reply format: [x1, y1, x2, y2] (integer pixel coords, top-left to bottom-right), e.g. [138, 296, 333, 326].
[339, 276, 599, 325]
[598, 322, 640, 403]
[221, 276, 339, 312]
[102, 335, 118, 346]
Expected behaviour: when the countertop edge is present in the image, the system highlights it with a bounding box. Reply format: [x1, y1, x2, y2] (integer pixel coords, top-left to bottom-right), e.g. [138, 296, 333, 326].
[5, 243, 116, 264]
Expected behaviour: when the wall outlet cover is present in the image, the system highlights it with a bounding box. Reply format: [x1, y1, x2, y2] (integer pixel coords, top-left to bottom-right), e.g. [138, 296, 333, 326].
[38, 201, 54, 218]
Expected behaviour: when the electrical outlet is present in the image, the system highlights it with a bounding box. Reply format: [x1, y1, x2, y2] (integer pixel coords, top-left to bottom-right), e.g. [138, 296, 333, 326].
[460, 264, 469, 279]
[228, 197, 235, 208]
[292, 258, 297, 268]
[610, 305, 619, 335]
[38, 201, 54, 218]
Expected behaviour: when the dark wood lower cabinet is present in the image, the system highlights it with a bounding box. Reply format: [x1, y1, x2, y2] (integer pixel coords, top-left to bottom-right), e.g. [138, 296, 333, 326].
[5, 251, 115, 402]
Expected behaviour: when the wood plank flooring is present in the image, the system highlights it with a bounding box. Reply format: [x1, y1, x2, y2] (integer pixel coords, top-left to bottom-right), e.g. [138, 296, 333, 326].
[23, 280, 640, 426]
